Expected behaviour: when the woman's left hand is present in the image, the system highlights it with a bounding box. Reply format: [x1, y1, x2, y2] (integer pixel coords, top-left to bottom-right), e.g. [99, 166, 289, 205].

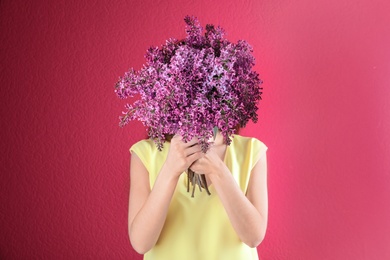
[189, 146, 226, 177]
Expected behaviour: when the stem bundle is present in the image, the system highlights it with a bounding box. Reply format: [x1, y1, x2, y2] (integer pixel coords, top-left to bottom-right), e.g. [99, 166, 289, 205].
[187, 169, 211, 197]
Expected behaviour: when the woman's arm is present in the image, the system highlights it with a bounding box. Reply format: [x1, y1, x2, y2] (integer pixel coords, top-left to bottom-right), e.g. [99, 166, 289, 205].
[128, 136, 203, 254]
[190, 149, 268, 247]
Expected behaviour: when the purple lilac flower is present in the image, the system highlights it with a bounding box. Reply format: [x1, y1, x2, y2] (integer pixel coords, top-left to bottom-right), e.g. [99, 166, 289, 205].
[115, 15, 263, 152]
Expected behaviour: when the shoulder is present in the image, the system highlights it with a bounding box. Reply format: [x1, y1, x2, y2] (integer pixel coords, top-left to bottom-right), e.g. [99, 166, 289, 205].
[129, 139, 158, 173]
[232, 135, 267, 151]
[130, 138, 169, 163]
[130, 138, 156, 154]
[232, 135, 268, 161]
[129, 139, 158, 163]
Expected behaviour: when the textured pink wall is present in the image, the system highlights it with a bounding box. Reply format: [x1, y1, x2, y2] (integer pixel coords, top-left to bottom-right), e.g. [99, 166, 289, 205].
[1, 0, 390, 259]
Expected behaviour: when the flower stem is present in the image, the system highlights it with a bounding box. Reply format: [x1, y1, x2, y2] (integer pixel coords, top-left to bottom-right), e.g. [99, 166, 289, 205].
[187, 169, 211, 197]
[200, 174, 211, 195]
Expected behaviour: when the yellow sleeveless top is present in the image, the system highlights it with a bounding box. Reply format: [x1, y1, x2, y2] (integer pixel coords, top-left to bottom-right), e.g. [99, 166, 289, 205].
[130, 135, 267, 260]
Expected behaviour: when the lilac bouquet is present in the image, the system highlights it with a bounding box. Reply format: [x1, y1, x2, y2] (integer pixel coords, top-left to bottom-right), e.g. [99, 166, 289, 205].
[115, 16, 263, 196]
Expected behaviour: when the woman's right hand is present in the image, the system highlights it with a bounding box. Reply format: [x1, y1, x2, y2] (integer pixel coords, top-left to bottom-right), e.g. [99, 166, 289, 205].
[163, 135, 203, 178]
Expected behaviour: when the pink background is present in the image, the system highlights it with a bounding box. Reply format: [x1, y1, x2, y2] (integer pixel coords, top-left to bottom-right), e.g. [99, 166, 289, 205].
[1, 0, 390, 259]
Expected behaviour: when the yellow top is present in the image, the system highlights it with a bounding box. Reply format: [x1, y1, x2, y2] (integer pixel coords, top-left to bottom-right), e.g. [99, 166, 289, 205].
[130, 135, 268, 260]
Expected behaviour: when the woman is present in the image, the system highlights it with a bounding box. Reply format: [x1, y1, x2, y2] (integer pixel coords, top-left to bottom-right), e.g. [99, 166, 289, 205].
[128, 130, 268, 259]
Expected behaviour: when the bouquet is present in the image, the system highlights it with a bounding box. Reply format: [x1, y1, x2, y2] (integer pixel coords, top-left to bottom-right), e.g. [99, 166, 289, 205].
[115, 16, 263, 196]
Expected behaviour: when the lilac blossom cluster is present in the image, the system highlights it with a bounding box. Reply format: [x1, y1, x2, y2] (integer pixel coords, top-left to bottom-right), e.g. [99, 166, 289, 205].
[115, 16, 263, 152]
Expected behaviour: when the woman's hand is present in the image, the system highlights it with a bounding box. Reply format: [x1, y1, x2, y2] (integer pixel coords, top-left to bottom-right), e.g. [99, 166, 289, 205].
[189, 145, 227, 178]
[163, 135, 204, 178]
